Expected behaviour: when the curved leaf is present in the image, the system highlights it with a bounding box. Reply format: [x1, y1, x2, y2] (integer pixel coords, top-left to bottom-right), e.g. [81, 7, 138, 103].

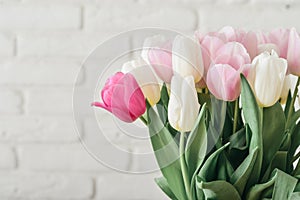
[230, 147, 258, 195]
[155, 177, 178, 200]
[185, 104, 207, 179]
[240, 75, 263, 189]
[246, 169, 297, 200]
[198, 143, 230, 182]
[262, 102, 286, 173]
[147, 104, 187, 200]
[196, 179, 241, 200]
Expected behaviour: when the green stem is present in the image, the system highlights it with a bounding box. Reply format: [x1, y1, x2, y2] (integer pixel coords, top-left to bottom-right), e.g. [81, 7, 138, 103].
[292, 151, 300, 163]
[233, 99, 239, 134]
[287, 77, 300, 126]
[139, 116, 147, 125]
[180, 132, 191, 200]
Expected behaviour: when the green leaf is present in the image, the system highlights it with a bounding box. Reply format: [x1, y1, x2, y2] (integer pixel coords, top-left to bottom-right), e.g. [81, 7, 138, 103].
[246, 169, 297, 200]
[289, 123, 300, 171]
[261, 151, 287, 183]
[272, 169, 297, 200]
[287, 110, 300, 130]
[198, 143, 230, 182]
[196, 179, 241, 200]
[240, 75, 263, 188]
[291, 192, 300, 200]
[217, 152, 234, 181]
[284, 90, 293, 117]
[185, 104, 207, 179]
[262, 102, 286, 173]
[155, 177, 178, 200]
[160, 82, 169, 107]
[228, 125, 251, 169]
[147, 104, 187, 200]
[156, 83, 169, 127]
[230, 147, 258, 195]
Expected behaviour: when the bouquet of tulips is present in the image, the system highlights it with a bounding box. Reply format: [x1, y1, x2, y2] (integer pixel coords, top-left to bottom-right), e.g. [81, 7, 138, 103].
[92, 27, 300, 200]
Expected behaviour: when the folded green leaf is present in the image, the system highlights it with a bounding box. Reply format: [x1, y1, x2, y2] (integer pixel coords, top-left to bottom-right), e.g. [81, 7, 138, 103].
[246, 169, 297, 200]
[290, 192, 300, 200]
[230, 147, 258, 196]
[198, 143, 230, 182]
[147, 104, 187, 200]
[196, 179, 241, 200]
[262, 102, 286, 174]
[240, 75, 263, 189]
[272, 169, 297, 200]
[155, 177, 178, 200]
[261, 151, 287, 183]
[185, 104, 207, 179]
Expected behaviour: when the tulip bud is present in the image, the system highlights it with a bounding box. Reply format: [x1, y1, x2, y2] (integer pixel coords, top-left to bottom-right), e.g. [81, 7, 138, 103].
[92, 72, 146, 122]
[142, 35, 173, 83]
[168, 75, 200, 132]
[122, 58, 161, 106]
[172, 35, 204, 82]
[248, 50, 288, 107]
[287, 27, 300, 76]
[207, 64, 241, 101]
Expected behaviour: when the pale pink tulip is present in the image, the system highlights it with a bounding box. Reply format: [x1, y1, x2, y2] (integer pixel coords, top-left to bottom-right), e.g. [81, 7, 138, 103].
[142, 35, 173, 83]
[207, 64, 241, 101]
[148, 43, 173, 83]
[215, 42, 251, 70]
[206, 42, 251, 101]
[268, 28, 290, 58]
[287, 27, 300, 76]
[92, 72, 146, 122]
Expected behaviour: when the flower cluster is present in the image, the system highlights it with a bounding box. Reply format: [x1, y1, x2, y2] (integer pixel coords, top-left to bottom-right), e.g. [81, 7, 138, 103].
[92, 27, 300, 200]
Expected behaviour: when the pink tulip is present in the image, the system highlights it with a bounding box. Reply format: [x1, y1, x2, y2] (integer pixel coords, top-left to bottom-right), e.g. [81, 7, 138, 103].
[200, 35, 224, 77]
[207, 64, 241, 101]
[206, 42, 250, 101]
[287, 28, 300, 76]
[215, 42, 251, 70]
[142, 35, 173, 83]
[92, 72, 146, 123]
[268, 28, 290, 58]
[148, 42, 173, 83]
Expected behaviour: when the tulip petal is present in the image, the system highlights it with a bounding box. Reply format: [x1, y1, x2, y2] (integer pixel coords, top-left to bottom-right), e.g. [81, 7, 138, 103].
[207, 64, 241, 101]
[287, 27, 300, 76]
[172, 35, 204, 82]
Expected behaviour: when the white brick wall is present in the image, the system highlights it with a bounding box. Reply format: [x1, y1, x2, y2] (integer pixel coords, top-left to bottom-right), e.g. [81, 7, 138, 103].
[0, 0, 299, 199]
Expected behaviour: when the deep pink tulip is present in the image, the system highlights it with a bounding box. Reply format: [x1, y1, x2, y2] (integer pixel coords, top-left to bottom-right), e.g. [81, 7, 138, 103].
[92, 72, 146, 123]
[207, 64, 241, 101]
[287, 28, 300, 76]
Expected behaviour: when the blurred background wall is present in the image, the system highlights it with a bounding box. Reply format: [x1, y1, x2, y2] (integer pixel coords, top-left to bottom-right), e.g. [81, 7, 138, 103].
[0, 0, 298, 199]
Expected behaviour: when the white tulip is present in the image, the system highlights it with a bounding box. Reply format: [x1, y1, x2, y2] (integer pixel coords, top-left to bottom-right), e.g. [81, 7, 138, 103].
[172, 35, 204, 82]
[168, 75, 200, 132]
[122, 58, 161, 106]
[248, 50, 288, 107]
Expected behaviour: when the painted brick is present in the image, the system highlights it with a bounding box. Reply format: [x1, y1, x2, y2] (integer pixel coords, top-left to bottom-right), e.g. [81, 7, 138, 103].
[0, 116, 79, 142]
[17, 144, 130, 171]
[0, 89, 22, 114]
[0, 146, 16, 169]
[0, 58, 82, 86]
[95, 173, 168, 200]
[84, 5, 197, 32]
[0, 6, 81, 30]
[0, 172, 93, 199]
[0, 33, 14, 56]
